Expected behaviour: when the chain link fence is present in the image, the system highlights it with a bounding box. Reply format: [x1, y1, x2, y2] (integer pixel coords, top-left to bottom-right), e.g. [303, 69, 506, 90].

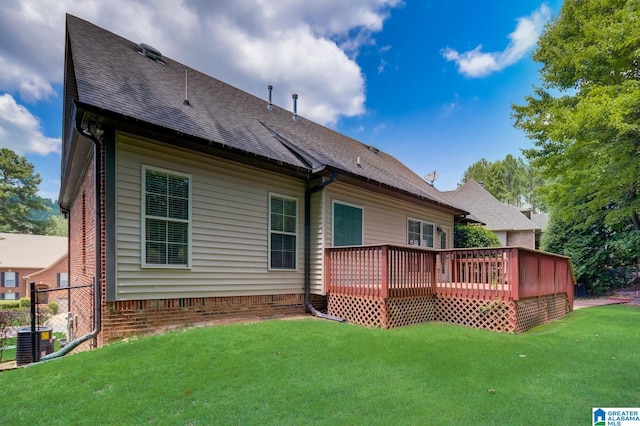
[0, 279, 96, 367]
[34, 280, 95, 348]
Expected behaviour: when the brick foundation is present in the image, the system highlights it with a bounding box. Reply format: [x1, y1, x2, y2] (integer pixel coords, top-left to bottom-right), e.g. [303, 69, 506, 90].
[100, 293, 320, 343]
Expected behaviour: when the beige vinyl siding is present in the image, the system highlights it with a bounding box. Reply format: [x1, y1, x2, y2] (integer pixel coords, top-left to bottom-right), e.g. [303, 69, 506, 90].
[115, 132, 305, 300]
[324, 182, 453, 247]
[309, 190, 325, 295]
[309, 181, 455, 294]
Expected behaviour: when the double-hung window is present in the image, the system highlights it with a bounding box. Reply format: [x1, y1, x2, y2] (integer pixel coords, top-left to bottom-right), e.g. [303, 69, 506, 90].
[142, 166, 191, 267]
[333, 201, 363, 246]
[57, 272, 69, 288]
[407, 219, 434, 248]
[2, 272, 17, 287]
[269, 194, 297, 270]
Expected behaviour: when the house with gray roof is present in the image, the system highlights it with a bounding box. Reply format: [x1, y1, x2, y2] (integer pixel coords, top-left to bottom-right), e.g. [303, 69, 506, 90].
[444, 180, 540, 249]
[59, 15, 470, 343]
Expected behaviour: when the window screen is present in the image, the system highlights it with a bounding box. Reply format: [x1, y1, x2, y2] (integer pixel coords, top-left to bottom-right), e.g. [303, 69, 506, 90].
[269, 195, 297, 269]
[143, 167, 191, 267]
[407, 219, 434, 248]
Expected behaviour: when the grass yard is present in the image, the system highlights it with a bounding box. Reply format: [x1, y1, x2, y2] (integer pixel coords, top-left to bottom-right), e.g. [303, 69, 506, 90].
[0, 305, 638, 425]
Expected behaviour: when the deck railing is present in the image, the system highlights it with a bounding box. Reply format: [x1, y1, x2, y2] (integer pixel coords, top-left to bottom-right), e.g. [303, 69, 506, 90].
[326, 245, 575, 304]
[325, 245, 435, 298]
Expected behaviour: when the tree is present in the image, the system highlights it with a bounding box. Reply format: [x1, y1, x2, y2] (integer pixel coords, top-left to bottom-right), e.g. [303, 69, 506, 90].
[454, 225, 501, 248]
[0, 148, 48, 234]
[542, 210, 633, 295]
[513, 0, 640, 273]
[460, 155, 540, 209]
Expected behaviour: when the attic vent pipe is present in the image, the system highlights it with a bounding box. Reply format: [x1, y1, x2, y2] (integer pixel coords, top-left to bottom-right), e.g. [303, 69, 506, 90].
[292, 93, 299, 122]
[183, 70, 191, 106]
[138, 43, 164, 64]
[267, 85, 273, 110]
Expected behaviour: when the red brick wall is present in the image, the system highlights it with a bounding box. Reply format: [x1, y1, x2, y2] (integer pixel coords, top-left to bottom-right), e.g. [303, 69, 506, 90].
[0, 268, 38, 300]
[68, 152, 98, 348]
[101, 293, 308, 343]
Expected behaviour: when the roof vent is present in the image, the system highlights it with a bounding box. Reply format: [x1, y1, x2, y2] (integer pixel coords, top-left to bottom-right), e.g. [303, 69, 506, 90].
[138, 43, 164, 63]
[292, 94, 299, 122]
[367, 144, 380, 154]
[267, 85, 273, 110]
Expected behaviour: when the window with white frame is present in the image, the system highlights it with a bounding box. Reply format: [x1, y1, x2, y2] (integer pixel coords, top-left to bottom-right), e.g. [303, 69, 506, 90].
[407, 219, 434, 248]
[1, 292, 17, 300]
[2, 272, 17, 287]
[333, 201, 363, 246]
[142, 166, 191, 267]
[269, 194, 297, 270]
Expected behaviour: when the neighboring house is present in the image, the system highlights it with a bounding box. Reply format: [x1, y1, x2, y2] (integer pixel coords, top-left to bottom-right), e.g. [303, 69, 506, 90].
[0, 233, 68, 302]
[59, 15, 469, 344]
[444, 180, 540, 249]
[530, 212, 550, 249]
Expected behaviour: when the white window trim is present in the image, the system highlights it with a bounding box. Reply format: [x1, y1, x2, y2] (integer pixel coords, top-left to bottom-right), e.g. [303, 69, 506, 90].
[332, 200, 364, 247]
[407, 217, 435, 248]
[141, 165, 193, 269]
[268, 192, 299, 271]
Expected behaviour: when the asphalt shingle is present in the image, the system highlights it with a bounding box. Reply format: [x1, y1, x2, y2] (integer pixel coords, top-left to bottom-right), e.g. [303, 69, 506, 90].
[65, 14, 462, 213]
[444, 180, 539, 231]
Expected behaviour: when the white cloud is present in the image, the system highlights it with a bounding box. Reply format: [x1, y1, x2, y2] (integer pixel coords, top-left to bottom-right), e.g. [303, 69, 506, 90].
[442, 4, 551, 78]
[0, 0, 402, 125]
[0, 93, 60, 155]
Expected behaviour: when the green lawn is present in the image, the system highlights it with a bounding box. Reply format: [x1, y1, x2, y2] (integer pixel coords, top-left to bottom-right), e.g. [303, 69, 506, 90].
[0, 305, 638, 425]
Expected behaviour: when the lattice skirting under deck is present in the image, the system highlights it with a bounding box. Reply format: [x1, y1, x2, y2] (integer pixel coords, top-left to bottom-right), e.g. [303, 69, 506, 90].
[328, 292, 570, 333]
[386, 296, 436, 328]
[436, 297, 516, 332]
[515, 294, 569, 333]
[328, 294, 436, 328]
[328, 293, 386, 328]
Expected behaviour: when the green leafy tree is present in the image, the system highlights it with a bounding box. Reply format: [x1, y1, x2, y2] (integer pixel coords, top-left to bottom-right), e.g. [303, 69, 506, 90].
[543, 211, 633, 295]
[513, 0, 640, 274]
[44, 215, 68, 237]
[0, 148, 48, 234]
[460, 155, 538, 209]
[454, 225, 501, 248]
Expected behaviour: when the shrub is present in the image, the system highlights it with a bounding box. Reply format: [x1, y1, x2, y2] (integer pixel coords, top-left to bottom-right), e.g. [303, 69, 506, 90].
[49, 301, 59, 315]
[454, 224, 501, 248]
[0, 301, 21, 310]
[0, 310, 20, 362]
[19, 298, 30, 308]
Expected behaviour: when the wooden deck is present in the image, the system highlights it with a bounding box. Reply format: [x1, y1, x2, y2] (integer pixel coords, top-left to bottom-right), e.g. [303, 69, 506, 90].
[325, 245, 575, 332]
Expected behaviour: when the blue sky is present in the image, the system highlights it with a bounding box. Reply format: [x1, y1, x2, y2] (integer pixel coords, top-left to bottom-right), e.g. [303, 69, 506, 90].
[0, 0, 563, 201]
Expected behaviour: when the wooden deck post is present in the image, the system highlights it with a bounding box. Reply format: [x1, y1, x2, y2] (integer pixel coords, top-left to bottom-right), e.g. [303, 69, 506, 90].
[510, 248, 519, 302]
[325, 248, 332, 295]
[432, 251, 438, 296]
[381, 245, 389, 299]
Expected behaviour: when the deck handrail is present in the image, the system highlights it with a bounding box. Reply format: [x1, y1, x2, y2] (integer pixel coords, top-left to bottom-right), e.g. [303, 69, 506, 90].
[326, 245, 575, 303]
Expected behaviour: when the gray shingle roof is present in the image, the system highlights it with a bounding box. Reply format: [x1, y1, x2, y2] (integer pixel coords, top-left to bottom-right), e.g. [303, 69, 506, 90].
[443, 180, 539, 231]
[63, 14, 463, 214]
